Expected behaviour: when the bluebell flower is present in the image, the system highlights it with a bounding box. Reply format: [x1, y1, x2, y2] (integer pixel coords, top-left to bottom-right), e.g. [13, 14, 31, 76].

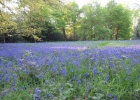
[127, 68, 131, 75]
[52, 78, 55, 84]
[51, 67, 57, 73]
[108, 93, 113, 98]
[21, 86, 26, 90]
[86, 85, 92, 92]
[45, 80, 49, 84]
[61, 68, 67, 77]
[5, 76, 9, 82]
[125, 76, 130, 80]
[98, 90, 102, 93]
[83, 79, 87, 84]
[46, 93, 52, 99]
[71, 69, 74, 72]
[59, 83, 65, 91]
[77, 79, 81, 84]
[93, 67, 98, 76]
[72, 61, 80, 67]
[71, 74, 77, 81]
[103, 76, 110, 84]
[6, 61, 12, 68]
[34, 88, 41, 100]
[100, 71, 103, 75]
[112, 96, 118, 100]
[0, 77, 2, 82]
[12, 87, 16, 91]
[84, 73, 89, 78]
[26, 69, 30, 74]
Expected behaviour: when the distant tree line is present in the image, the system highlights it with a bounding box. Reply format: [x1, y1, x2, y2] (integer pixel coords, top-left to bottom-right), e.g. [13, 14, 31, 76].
[0, 0, 140, 43]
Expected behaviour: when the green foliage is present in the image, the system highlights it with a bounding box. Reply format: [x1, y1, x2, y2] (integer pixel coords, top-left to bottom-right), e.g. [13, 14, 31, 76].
[106, 0, 132, 40]
[135, 18, 140, 39]
[0, 11, 17, 43]
[0, 0, 135, 42]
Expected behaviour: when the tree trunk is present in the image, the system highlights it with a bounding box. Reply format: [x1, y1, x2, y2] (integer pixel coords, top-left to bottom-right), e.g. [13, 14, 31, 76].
[110, 34, 113, 40]
[93, 34, 96, 39]
[116, 28, 119, 40]
[62, 28, 67, 41]
[3, 34, 5, 43]
[136, 30, 139, 39]
[110, 28, 114, 40]
[90, 25, 93, 40]
[73, 24, 76, 41]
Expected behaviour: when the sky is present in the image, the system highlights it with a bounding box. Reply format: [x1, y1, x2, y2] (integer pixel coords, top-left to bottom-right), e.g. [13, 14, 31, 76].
[1, 0, 140, 11]
[66, 0, 140, 9]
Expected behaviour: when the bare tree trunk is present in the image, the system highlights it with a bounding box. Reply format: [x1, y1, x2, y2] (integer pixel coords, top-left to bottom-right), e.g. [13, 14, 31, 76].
[110, 29, 114, 40]
[73, 28, 75, 41]
[62, 28, 67, 40]
[73, 24, 76, 41]
[90, 25, 93, 39]
[116, 25, 121, 40]
[93, 33, 96, 39]
[3, 34, 5, 43]
[136, 30, 139, 39]
[110, 34, 113, 40]
[116, 29, 119, 40]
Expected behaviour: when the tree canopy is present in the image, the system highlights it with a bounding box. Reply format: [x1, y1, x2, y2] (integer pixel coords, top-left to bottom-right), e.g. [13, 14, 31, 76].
[0, 0, 139, 42]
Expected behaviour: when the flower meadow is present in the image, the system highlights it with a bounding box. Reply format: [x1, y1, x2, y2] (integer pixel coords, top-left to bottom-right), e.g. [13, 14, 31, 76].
[0, 41, 140, 100]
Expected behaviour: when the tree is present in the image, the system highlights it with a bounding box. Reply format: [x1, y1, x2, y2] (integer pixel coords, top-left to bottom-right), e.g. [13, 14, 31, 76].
[135, 19, 140, 39]
[105, 0, 132, 40]
[65, 2, 80, 40]
[15, 0, 65, 42]
[77, 2, 109, 40]
[78, 4, 95, 40]
[132, 4, 140, 39]
[92, 2, 109, 40]
[0, 0, 17, 43]
[51, 3, 68, 40]
[0, 0, 135, 42]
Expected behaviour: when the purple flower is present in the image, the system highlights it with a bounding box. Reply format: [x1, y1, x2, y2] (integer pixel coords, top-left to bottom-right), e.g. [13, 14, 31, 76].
[35, 88, 41, 93]
[108, 94, 113, 98]
[125, 76, 130, 80]
[34, 88, 41, 100]
[98, 90, 102, 93]
[103, 76, 110, 84]
[77, 79, 81, 84]
[73, 74, 78, 80]
[46, 93, 52, 99]
[61, 68, 67, 77]
[45, 80, 49, 84]
[26, 69, 30, 74]
[93, 67, 98, 76]
[112, 96, 118, 100]
[12, 87, 16, 91]
[5, 76, 9, 82]
[127, 68, 131, 75]
[86, 85, 92, 92]
[59, 84, 65, 91]
[84, 73, 89, 78]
